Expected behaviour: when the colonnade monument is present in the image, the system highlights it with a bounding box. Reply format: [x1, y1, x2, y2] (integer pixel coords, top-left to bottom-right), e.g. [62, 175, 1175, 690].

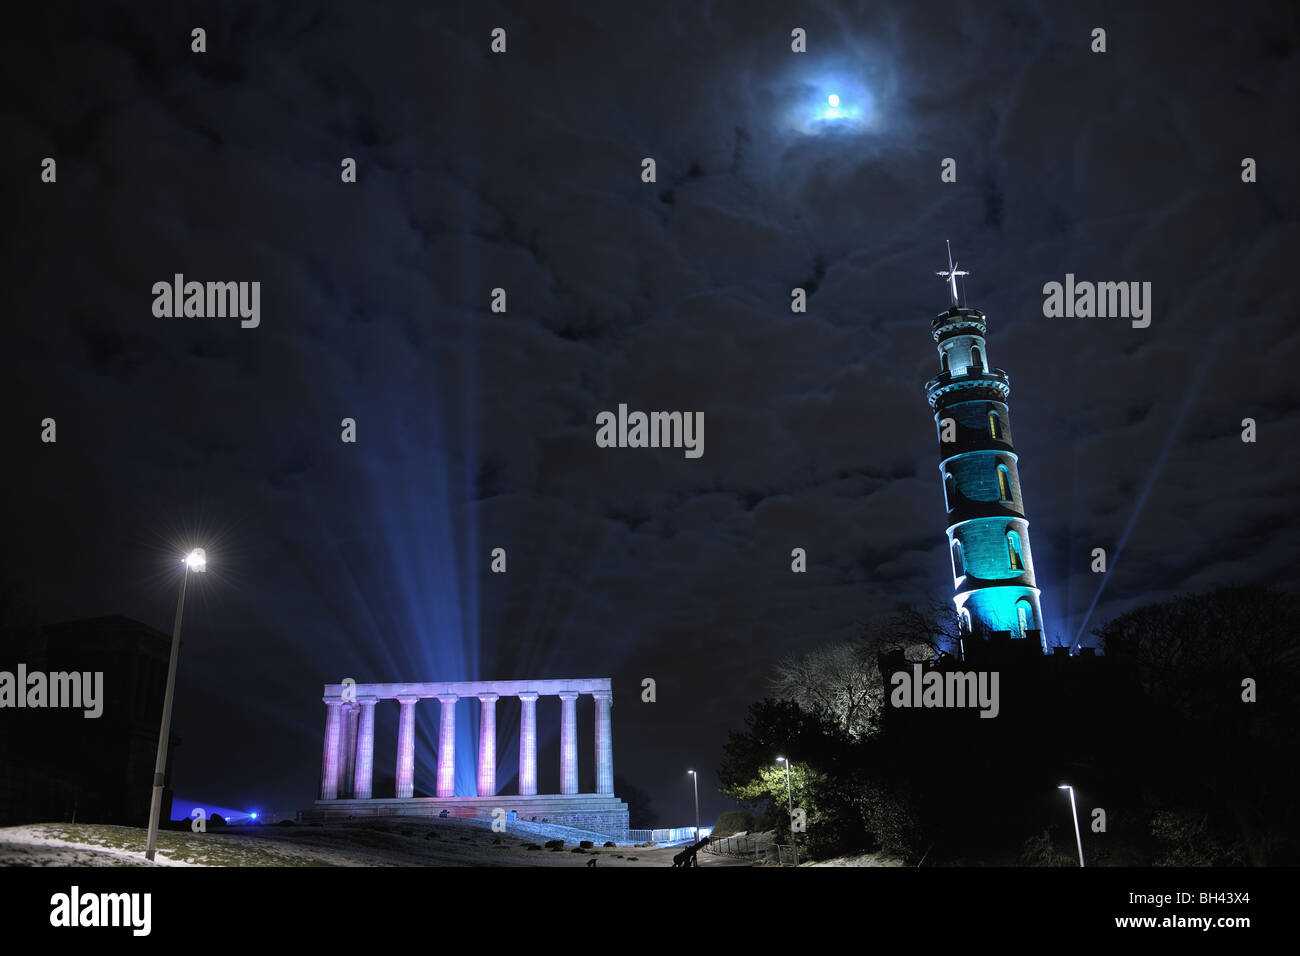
[302, 677, 630, 838]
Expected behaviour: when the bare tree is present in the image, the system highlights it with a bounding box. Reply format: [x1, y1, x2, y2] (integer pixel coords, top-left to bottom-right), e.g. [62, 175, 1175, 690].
[880, 602, 963, 660]
[771, 605, 958, 739]
[771, 639, 882, 739]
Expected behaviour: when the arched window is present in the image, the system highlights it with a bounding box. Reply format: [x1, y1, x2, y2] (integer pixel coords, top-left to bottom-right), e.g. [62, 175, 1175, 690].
[944, 472, 957, 511]
[988, 410, 1002, 440]
[997, 464, 1012, 502]
[1016, 600, 1034, 636]
[951, 539, 965, 579]
[940, 351, 949, 372]
[958, 608, 972, 633]
[971, 345, 983, 370]
[1006, 530, 1024, 570]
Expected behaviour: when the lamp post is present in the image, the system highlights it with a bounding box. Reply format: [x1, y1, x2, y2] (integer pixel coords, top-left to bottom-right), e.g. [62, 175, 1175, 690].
[145, 548, 206, 862]
[1058, 784, 1085, 867]
[776, 756, 794, 821]
[687, 769, 699, 841]
[777, 756, 799, 864]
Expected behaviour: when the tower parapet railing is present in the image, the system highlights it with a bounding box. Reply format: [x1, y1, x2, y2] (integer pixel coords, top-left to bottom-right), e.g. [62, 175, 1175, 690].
[925, 366, 1011, 391]
[925, 368, 1011, 408]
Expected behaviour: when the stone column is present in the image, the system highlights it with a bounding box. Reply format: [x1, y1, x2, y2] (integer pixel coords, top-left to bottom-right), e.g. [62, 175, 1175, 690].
[352, 697, 377, 800]
[593, 690, 614, 795]
[396, 696, 419, 799]
[340, 703, 360, 798]
[559, 691, 579, 795]
[436, 695, 458, 798]
[477, 693, 499, 797]
[320, 699, 343, 800]
[517, 692, 539, 796]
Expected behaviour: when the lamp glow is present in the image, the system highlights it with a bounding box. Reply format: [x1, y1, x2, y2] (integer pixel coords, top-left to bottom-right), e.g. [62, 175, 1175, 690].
[185, 548, 207, 572]
[827, 94, 839, 107]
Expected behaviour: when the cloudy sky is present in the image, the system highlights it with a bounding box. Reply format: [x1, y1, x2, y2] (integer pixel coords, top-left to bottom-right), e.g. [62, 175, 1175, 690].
[3, 0, 1297, 825]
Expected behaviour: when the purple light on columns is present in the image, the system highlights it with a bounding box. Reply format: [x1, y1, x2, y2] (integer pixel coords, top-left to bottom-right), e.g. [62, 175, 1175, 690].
[320, 699, 343, 800]
[477, 694, 499, 797]
[395, 696, 419, 799]
[518, 692, 539, 796]
[352, 697, 377, 799]
[559, 691, 579, 795]
[340, 703, 360, 798]
[593, 690, 614, 795]
[436, 694, 458, 798]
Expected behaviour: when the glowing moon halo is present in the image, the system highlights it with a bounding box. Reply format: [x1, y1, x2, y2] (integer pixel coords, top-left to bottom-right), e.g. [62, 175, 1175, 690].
[786, 77, 875, 134]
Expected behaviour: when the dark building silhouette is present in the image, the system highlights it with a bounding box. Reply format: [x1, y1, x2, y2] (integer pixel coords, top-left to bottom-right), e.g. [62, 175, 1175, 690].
[0, 615, 180, 827]
[872, 638, 1144, 859]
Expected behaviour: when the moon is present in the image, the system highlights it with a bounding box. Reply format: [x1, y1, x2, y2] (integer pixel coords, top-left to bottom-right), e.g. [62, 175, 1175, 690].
[781, 74, 877, 135]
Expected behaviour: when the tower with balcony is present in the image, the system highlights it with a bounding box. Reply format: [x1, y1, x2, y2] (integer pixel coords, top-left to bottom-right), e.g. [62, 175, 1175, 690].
[926, 245, 1045, 653]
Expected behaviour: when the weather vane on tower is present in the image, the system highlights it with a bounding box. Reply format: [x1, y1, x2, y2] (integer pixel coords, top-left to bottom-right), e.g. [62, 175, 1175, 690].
[936, 239, 969, 308]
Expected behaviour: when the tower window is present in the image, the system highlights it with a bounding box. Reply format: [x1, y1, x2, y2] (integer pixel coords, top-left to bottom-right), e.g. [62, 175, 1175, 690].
[940, 351, 949, 372]
[951, 539, 965, 579]
[1016, 600, 1034, 635]
[944, 472, 957, 511]
[971, 345, 983, 370]
[997, 464, 1012, 502]
[1007, 530, 1024, 570]
[988, 410, 1002, 440]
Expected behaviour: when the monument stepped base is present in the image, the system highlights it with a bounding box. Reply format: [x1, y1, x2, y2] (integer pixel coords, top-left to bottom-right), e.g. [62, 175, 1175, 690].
[301, 794, 630, 838]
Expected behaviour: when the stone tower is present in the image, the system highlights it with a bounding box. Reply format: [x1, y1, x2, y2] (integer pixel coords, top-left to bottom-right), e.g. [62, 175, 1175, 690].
[925, 244, 1045, 652]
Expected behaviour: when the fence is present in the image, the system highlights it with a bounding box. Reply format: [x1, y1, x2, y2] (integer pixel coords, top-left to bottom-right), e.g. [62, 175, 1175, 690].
[626, 826, 712, 844]
[703, 833, 800, 866]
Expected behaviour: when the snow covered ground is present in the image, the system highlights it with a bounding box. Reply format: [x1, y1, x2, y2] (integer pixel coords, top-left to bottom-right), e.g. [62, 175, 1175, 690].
[0, 819, 749, 867]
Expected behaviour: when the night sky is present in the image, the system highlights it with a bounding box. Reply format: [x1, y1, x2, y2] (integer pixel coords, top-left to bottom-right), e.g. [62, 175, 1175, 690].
[3, 1, 1298, 827]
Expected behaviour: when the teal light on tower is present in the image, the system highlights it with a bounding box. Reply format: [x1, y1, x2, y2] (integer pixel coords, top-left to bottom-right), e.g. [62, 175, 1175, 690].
[925, 243, 1045, 653]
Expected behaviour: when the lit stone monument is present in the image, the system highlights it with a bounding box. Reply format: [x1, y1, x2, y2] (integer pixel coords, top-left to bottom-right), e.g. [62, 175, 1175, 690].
[927, 242, 1046, 651]
[305, 677, 629, 838]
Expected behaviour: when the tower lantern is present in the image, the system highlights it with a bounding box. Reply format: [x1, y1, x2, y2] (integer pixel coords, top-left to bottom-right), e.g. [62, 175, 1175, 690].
[925, 243, 1045, 652]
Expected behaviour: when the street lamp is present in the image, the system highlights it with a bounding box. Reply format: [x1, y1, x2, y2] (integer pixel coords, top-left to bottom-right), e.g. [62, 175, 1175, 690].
[687, 770, 700, 842]
[144, 548, 206, 861]
[1058, 784, 1085, 867]
[777, 756, 800, 866]
[776, 756, 794, 821]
